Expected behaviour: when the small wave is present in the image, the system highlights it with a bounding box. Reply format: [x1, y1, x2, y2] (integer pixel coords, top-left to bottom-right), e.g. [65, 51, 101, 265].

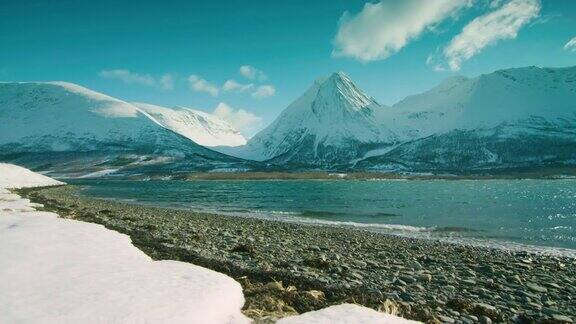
[250, 209, 301, 215]
[220, 209, 576, 258]
[218, 208, 430, 232]
[301, 210, 338, 218]
[432, 236, 576, 258]
[286, 217, 431, 232]
[374, 212, 400, 217]
[549, 226, 573, 231]
[365, 178, 409, 182]
[95, 197, 138, 203]
[432, 226, 482, 233]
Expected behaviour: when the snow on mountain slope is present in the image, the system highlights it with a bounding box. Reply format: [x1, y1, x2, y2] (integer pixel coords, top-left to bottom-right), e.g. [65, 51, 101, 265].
[0, 82, 182, 152]
[222, 66, 576, 171]
[0, 82, 246, 176]
[3, 66, 574, 174]
[134, 103, 246, 147]
[389, 66, 576, 138]
[356, 66, 576, 171]
[228, 72, 399, 166]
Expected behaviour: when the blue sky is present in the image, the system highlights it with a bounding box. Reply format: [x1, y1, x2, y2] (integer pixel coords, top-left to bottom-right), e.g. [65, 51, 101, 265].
[1, 0, 575, 136]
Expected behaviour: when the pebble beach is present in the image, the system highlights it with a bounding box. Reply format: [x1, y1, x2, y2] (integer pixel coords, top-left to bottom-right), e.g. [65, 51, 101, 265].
[20, 185, 576, 323]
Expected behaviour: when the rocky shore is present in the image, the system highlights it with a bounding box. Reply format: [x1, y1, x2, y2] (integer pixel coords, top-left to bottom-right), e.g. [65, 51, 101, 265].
[20, 185, 576, 323]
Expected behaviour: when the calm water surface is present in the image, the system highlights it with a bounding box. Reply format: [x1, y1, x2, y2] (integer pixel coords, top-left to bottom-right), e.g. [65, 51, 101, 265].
[70, 179, 576, 252]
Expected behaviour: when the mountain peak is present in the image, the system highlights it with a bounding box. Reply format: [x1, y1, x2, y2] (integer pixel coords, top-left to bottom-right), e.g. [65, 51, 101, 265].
[315, 71, 351, 86]
[312, 71, 376, 113]
[328, 71, 349, 80]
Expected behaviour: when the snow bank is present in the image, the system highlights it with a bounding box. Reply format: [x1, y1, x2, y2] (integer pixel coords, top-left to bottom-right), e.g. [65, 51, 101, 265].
[278, 304, 420, 324]
[0, 163, 249, 323]
[0, 163, 64, 188]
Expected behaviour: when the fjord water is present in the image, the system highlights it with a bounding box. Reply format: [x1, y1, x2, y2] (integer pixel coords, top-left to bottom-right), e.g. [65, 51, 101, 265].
[71, 179, 576, 251]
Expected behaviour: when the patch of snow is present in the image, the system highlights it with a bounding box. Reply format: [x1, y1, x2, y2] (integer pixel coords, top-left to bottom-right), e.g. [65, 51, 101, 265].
[0, 163, 64, 188]
[208, 167, 251, 173]
[481, 148, 498, 163]
[78, 169, 119, 179]
[278, 304, 420, 324]
[351, 145, 399, 166]
[131, 155, 178, 166]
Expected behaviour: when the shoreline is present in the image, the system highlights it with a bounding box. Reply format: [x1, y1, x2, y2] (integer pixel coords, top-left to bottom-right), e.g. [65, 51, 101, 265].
[20, 185, 576, 323]
[87, 194, 576, 259]
[122, 170, 576, 181]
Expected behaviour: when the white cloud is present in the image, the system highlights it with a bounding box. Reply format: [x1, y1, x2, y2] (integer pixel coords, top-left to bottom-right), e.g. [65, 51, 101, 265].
[188, 75, 219, 96]
[99, 70, 177, 90]
[239, 65, 267, 81]
[99, 69, 156, 87]
[213, 102, 262, 136]
[222, 79, 254, 92]
[332, 0, 471, 62]
[564, 36, 576, 53]
[530, 12, 561, 26]
[251, 85, 276, 99]
[434, 0, 541, 71]
[159, 74, 174, 90]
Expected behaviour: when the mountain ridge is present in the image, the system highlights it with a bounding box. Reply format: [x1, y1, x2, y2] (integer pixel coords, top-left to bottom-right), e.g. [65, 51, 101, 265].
[134, 102, 247, 147]
[224, 65, 576, 172]
[2, 65, 575, 175]
[356, 65, 576, 171]
[0, 81, 251, 176]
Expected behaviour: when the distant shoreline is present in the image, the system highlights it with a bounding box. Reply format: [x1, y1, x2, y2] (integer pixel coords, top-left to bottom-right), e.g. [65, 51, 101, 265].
[20, 185, 576, 322]
[172, 169, 576, 181]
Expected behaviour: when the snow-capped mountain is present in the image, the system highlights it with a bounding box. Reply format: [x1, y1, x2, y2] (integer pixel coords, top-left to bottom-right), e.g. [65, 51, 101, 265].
[390, 66, 576, 136]
[225, 66, 576, 172]
[2, 66, 574, 175]
[0, 82, 247, 176]
[134, 103, 246, 147]
[356, 66, 576, 172]
[227, 72, 399, 167]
